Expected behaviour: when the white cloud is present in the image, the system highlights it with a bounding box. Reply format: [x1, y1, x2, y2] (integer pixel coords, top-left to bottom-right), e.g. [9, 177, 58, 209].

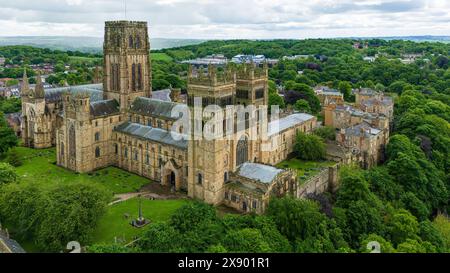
[0, 0, 448, 38]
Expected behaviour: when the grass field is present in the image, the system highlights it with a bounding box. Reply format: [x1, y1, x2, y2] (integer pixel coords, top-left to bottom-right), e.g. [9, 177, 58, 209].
[10, 147, 151, 194]
[92, 198, 189, 244]
[276, 158, 336, 183]
[151, 53, 173, 61]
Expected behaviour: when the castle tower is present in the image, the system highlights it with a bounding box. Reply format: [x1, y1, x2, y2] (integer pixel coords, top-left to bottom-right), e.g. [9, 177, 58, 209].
[235, 62, 269, 107]
[21, 70, 49, 148]
[187, 64, 236, 205]
[58, 92, 92, 172]
[103, 21, 151, 111]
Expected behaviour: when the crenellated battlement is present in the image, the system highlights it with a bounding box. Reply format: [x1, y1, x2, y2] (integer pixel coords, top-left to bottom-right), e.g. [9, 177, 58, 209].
[236, 62, 268, 80]
[187, 64, 236, 87]
[105, 21, 148, 27]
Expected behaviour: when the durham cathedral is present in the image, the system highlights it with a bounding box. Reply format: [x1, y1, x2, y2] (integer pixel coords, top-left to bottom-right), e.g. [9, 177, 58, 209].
[20, 21, 318, 213]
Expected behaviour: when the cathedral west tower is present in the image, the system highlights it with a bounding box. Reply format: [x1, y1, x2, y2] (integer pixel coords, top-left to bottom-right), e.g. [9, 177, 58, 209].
[103, 21, 152, 111]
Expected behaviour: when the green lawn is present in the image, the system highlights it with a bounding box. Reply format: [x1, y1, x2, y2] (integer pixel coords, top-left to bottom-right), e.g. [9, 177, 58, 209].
[151, 53, 173, 61]
[10, 147, 151, 194]
[92, 198, 189, 244]
[276, 158, 336, 184]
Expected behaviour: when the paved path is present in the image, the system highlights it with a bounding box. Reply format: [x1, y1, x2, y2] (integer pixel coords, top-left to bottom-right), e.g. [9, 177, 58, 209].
[109, 192, 149, 205]
[109, 183, 187, 206]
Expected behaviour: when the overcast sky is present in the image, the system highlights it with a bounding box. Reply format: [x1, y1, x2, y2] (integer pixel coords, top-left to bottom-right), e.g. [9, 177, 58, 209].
[0, 0, 449, 39]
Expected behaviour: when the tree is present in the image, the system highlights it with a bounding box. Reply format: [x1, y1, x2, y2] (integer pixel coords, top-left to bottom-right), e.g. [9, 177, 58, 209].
[433, 214, 450, 251]
[0, 112, 18, 156]
[0, 162, 17, 186]
[359, 234, 396, 253]
[268, 93, 285, 114]
[396, 239, 428, 253]
[336, 167, 374, 208]
[169, 202, 218, 233]
[222, 228, 271, 253]
[222, 214, 292, 252]
[36, 183, 110, 251]
[267, 197, 348, 252]
[399, 192, 430, 221]
[365, 167, 402, 202]
[313, 126, 336, 141]
[291, 83, 321, 113]
[294, 133, 326, 161]
[419, 220, 445, 252]
[387, 209, 420, 246]
[294, 99, 311, 113]
[138, 222, 184, 253]
[344, 200, 385, 246]
[338, 81, 352, 101]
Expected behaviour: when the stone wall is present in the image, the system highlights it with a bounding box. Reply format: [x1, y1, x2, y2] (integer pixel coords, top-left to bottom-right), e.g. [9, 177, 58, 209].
[296, 164, 339, 198]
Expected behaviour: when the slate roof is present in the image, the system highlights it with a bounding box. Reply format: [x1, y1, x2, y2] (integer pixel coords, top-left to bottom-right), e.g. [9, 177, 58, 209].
[152, 89, 172, 102]
[362, 96, 393, 106]
[335, 105, 368, 117]
[130, 97, 179, 119]
[0, 234, 26, 253]
[90, 99, 120, 118]
[238, 162, 283, 184]
[225, 181, 266, 195]
[345, 123, 382, 138]
[356, 88, 377, 96]
[268, 113, 315, 136]
[44, 83, 104, 103]
[114, 122, 188, 149]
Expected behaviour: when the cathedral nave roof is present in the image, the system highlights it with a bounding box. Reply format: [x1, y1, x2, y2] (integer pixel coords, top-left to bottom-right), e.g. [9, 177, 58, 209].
[90, 99, 120, 118]
[114, 121, 188, 149]
[130, 97, 181, 120]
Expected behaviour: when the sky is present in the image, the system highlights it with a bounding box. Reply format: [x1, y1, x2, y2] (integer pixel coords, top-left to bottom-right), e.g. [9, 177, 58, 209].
[0, 0, 449, 39]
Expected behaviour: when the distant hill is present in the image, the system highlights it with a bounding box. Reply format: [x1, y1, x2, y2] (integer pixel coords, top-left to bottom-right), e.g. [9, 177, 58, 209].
[0, 36, 206, 53]
[0, 35, 448, 54]
[352, 36, 450, 43]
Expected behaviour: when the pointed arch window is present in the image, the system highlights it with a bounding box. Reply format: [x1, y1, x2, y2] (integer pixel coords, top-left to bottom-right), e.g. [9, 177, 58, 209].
[69, 125, 76, 158]
[95, 147, 101, 158]
[236, 136, 249, 166]
[129, 36, 134, 48]
[137, 63, 142, 90]
[197, 173, 203, 185]
[135, 36, 141, 48]
[132, 64, 136, 91]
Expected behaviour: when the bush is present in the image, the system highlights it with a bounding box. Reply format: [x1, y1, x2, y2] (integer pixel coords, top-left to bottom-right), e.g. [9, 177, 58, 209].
[7, 149, 22, 167]
[0, 162, 17, 185]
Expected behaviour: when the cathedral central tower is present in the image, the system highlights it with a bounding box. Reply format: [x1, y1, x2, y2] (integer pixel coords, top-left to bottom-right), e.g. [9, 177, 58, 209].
[103, 21, 152, 111]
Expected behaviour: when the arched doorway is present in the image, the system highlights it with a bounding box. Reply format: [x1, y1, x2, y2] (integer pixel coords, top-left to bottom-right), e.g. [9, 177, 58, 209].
[168, 171, 176, 187]
[161, 160, 181, 191]
[236, 136, 248, 166]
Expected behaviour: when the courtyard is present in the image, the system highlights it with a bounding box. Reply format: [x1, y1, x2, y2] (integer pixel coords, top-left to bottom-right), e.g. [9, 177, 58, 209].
[276, 158, 336, 184]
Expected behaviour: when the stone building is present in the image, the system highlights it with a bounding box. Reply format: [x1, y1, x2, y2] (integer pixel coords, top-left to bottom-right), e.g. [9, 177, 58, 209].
[323, 88, 393, 169]
[336, 123, 386, 169]
[21, 20, 320, 214]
